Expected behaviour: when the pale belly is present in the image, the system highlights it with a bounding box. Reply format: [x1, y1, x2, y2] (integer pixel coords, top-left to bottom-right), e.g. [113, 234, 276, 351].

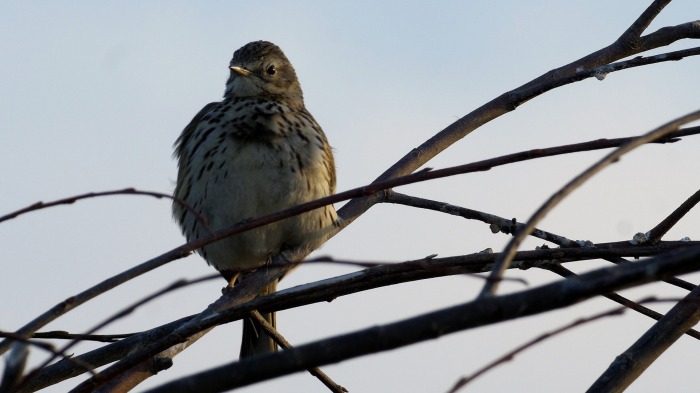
[188, 139, 336, 272]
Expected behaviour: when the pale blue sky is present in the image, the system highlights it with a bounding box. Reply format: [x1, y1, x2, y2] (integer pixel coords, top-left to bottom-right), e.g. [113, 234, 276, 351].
[1, 2, 699, 392]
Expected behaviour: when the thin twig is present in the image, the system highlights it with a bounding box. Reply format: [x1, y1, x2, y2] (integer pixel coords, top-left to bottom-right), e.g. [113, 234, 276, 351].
[543, 264, 700, 340]
[302, 256, 529, 286]
[0, 333, 100, 382]
[16, 274, 219, 392]
[479, 110, 700, 297]
[587, 284, 700, 393]
[511, 46, 700, 104]
[384, 191, 698, 292]
[249, 311, 348, 393]
[0, 188, 211, 232]
[383, 191, 578, 247]
[446, 298, 685, 393]
[647, 188, 700, 243]
[2, 331, 134, 343]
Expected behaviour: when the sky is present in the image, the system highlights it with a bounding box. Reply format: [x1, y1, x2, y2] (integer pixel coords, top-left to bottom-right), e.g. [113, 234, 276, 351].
[1, 1, 699, 392]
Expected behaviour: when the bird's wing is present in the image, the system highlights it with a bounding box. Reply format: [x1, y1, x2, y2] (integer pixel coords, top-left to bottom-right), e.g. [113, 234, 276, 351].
[172, 101, 220, 222]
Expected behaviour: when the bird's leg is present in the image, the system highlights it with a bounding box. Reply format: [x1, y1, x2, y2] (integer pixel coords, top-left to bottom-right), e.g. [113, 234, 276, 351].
[226, 273, 239, 289]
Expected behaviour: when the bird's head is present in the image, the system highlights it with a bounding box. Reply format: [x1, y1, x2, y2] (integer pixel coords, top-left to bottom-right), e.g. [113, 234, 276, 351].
[224, 41, 304, 105]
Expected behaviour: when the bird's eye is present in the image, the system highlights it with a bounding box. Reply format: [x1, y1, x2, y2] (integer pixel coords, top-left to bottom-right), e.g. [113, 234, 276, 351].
[266, 64, 277, 75]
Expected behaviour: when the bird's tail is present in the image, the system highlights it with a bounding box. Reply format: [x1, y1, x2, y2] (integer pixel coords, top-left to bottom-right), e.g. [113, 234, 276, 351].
[240, 280, 278, 358]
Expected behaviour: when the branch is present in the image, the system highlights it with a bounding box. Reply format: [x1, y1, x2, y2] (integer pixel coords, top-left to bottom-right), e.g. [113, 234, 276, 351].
[141, 246, 700, 393]
[73, 244, 700, 391]
[0, 332, 133, 343]
[617, 0, 669, 43]
[587, 284, 700, 392]
[383, 191, 581, 247]
[335, 4, 700, 230]
[8, 124, 697, 360]
[543, 264, 700, 340]
[0, 188, 209, 230]
[68, 263, 291, 392]
[511, 46, 700, 104]
[647, 188, 700, 243]
[479, 110, 700, 297]
[249, 311, 347, 393]
[385, 191, 698, 293]
[447, 304, 633, 393]
[385, 192, 700, 339]
[20, 275, 218, 389]
[16, 317, 193, 392]
[22, 242, 697, 392]
[0, 343, 27, 393]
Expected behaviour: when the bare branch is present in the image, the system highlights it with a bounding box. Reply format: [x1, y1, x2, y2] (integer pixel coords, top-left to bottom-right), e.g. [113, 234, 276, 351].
[639, 21, 700, 50]
[68, 264, 291, 393]
[544, 264, 700, 340]
[511, 46, 700, 104]
[16, 317, 193, 392]
[249, 311, 347, 393]
[20, 241, 698, 391]
[647, 188, 700, 243]
[141, 246, 700, 393]
[19, 274, 219, 391]
[383, 191, 580, 247]
[617, 0, 670, 44]
[479, 110, 700, 297]
[587, 284, 700, 392]
[386, 192, 699, 293]
[0, 331, 133, 343]
[0, 188, 210, 231]
[336, 4, 700, 230]
[386, 192, 700, 337]
[0, 343, 28, 393]
[447, 298, 686, 393]
[8, 123, 697, 360]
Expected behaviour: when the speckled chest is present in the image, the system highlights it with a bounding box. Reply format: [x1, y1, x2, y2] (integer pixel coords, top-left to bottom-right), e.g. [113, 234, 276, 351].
[187, 97, 326, 177]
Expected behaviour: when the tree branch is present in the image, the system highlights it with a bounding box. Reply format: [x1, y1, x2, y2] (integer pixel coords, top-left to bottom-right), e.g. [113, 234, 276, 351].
[647, 188, 700, 243]
[141, 246, 700, 393]
[543, 264, 700, 340]
[8, 122, 697, 361]
[587, 283, 700, 393]
[22, 241, 698, 392]
[447, 304, 633, 393]
[0, 188, 209, 230]
[479, 110, 700, 297]
[249, 311, 347, 393]
[385, 191, 699, 292]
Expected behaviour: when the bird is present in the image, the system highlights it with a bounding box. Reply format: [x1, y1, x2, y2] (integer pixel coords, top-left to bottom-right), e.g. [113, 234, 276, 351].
[172, 41, 337, 357]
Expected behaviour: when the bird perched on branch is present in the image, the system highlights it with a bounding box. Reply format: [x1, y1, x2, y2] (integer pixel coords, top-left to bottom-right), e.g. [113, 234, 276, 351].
[173, 41, 337, 357]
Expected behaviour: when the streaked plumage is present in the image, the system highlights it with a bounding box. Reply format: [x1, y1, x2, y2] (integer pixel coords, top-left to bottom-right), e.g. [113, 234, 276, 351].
[173, 41, 337, 357]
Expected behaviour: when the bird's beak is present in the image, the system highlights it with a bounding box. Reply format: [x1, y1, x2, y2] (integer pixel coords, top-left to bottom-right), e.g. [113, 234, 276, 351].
[230, 66, 252, 76]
